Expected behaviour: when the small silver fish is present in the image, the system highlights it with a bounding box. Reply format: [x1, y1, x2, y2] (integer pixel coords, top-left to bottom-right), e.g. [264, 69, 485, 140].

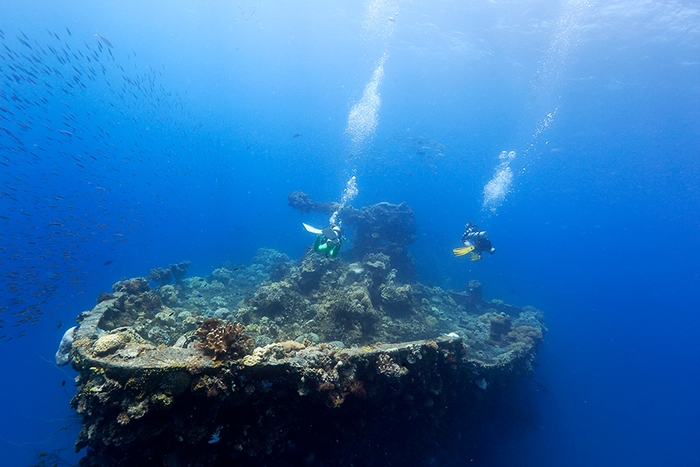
[94, 33, 113, 48]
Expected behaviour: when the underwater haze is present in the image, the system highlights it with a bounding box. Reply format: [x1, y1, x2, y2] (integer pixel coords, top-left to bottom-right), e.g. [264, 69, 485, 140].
[1, 0, 699, 466]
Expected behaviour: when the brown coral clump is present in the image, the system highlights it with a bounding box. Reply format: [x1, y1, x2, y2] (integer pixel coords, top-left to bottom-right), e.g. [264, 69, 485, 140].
[319, 286, 378, 344]
[192, 374, 228, 398]
[251, 281, 302, 316]
[123, 290, 162, 315]
[488, 312, 512, 343]
[149, 267, 173, 287]
[195, 318, 253, 361]
[113, 277, 150, 295]
[169, 260, 191, 284]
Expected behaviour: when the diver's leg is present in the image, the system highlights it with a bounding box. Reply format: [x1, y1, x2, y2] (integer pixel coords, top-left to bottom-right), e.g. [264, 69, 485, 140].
[329, 244, 340, 258]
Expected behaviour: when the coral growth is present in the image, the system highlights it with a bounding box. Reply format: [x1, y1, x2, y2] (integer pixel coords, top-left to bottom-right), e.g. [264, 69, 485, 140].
[288, 193, 416, 280]
[318, 286, 378, 343]
[83, 245, 542, 360]
[97, 292, 116, 303]
[113, 277, 150, 295]
[62, 195, 548, 467]
[380, 279, 413, 314]
[194, 318, 253, 360]
[169, 260, 191, 283]
[148, 261, 191, 287]
[488, 312, 512, 343]
[287, 190, 340, 214]
[149, 267, 173, 287]
[291, 253, 335, 294]
[251, 281, 303, 316]
[376, 353, 408, 379]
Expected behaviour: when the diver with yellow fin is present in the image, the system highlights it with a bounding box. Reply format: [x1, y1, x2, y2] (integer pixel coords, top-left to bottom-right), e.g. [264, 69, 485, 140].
[453, 221, 496, 261]
[303, 223, 344, 258]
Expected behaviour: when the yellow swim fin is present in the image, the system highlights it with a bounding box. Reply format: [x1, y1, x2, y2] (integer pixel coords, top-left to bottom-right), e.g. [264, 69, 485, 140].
[470, 252, 482, 261]
[453, 246, 475, 257]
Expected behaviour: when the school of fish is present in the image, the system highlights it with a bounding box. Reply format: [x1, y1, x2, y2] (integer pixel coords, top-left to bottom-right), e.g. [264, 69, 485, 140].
[0, 27, 216, 341]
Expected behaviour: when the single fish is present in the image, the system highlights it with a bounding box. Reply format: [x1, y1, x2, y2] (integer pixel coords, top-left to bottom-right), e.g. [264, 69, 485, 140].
[94, 33, 113, 48]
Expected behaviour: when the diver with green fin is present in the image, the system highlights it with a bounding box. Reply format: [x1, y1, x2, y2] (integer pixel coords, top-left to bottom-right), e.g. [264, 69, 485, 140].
[303, 223, 344, 258]
[453, 221, 495, 261]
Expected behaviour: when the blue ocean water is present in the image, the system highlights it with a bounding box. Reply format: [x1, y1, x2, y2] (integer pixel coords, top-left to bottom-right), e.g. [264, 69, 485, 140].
[1, 1, 699, 466]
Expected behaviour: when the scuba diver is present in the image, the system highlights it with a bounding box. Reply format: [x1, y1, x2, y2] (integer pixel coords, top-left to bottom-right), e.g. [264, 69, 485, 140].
[303, 223, 344, 258]
[453, 221, 495, 261]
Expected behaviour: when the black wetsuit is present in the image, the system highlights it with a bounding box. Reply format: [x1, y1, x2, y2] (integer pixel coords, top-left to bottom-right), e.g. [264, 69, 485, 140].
[462, 222, 494, 255]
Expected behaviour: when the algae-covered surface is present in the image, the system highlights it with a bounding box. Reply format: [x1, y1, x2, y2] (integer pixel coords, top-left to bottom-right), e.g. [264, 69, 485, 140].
[61, 202, 546, 466]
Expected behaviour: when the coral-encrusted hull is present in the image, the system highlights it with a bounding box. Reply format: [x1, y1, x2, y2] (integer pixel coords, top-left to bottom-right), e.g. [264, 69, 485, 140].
[67, 248, 545, 466]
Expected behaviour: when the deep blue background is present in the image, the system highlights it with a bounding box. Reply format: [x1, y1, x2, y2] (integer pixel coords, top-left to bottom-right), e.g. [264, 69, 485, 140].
[1, 1, 699, 466]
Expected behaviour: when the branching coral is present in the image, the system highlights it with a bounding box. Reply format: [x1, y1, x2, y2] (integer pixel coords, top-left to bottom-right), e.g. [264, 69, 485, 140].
[195, 318, 253, 361]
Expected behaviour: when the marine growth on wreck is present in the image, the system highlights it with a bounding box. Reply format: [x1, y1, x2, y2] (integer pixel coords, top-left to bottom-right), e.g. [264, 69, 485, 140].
[59, 198, 546, 467]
